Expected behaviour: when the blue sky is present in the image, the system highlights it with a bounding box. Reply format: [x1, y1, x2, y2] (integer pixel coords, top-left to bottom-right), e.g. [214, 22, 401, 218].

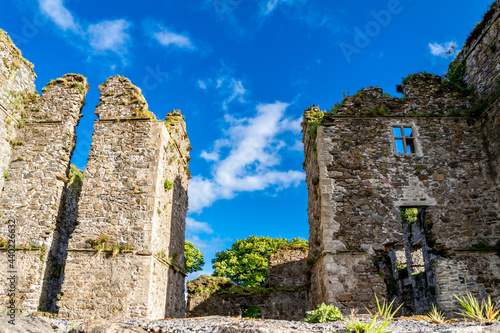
[0, 0, 491, 279]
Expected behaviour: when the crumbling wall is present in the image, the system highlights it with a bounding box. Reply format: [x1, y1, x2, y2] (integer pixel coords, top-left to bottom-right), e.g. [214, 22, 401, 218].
[0, 29, 36, 192]
[303, 71, 499, 314]
[57, 76, 189, 319]
[452, 0, 500, 190]
[268, 247, 307, 288]
[0, 71, 87, 313]
[187, 248, 309, 321]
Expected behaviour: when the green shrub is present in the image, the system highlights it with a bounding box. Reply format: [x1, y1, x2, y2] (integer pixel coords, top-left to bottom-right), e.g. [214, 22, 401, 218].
[302, 303, 343, 323]
[164, 179, 174, 191]
[455, 292, 500, 322]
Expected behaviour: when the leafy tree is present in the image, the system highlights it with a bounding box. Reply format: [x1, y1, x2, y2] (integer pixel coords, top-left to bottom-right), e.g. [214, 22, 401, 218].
[212, 236, 308, 287]
[184, 241, 205, 274]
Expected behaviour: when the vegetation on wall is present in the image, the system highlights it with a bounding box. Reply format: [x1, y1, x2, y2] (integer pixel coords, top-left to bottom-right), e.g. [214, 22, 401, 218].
[212, 236, 308, 287]
[184, 240, 205, 274]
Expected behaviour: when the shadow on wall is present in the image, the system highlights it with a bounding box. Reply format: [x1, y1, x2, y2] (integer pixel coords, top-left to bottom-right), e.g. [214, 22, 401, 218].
[186, 258, 309, 321]
[165, 174, 188, 317]
[39, 164, 83, 312]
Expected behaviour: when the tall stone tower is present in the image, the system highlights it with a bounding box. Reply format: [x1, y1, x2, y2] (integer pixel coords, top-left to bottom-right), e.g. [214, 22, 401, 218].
[0, 29, 88, 313]
[0, 29, 190, 319]
[57, 76, 190, 319]
[302, 1, 500, 316]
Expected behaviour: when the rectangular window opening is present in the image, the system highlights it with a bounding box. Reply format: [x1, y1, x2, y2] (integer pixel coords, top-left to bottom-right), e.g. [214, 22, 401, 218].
[241, 306, 262, 319]
[392, 126, 417, 154]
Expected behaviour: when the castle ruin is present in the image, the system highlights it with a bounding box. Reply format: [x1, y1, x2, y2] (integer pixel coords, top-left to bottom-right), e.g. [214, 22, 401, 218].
[302, 2, 500, 315]
[0, 28, 190, 319]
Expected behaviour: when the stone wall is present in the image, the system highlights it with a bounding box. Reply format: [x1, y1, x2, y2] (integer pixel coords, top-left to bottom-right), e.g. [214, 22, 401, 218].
[0, 31, 190, 319]
[57, 76, 189, 320]
[0, 66, 87, 313]
[268, 247, 307, 288]
[0, 29, 36, 192]
[187, 277, 308, 321]
[453, 0, 500, 99]
[303, 71, 500, 314]
[187, 248, 309, 321]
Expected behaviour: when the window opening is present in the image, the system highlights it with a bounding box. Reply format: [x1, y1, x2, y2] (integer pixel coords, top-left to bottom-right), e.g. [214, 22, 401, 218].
[393, 126, 416, 154]
[241, 306, 262, 319]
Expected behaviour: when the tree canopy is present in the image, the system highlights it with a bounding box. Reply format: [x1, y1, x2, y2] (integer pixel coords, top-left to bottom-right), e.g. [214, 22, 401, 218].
[212, 236, 308, 287]
[184, 241, 205, 274]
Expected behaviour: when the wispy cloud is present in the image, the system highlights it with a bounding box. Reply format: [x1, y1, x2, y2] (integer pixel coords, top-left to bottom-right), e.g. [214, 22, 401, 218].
[197, 66, 247, 110]
[153, 27, 195, 49]
[38, 0, 80, 32]
[260, 0, 309, 16]
[186, 217, 214, 235]
[429, 41, 459, 58]
[189, 101, 304, 213]
[37, 0, 132, 61]
[87, 20, 131, 55]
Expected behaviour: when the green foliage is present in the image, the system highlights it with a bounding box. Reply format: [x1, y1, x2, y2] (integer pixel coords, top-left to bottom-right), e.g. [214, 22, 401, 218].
[362, 107, 387, 116]
[242, 306, 262, 319]
[304, 107, 326, 137]
[68, 164, 84, 191]
[212, 236, 308, 286]
[464, 2, 497, 49]
[9, 139, 24, 147]
[426, 304, 446, 325]
[401, 208, 418, 226]
[3, 170, 9, 179]
[164, 179, 174, 191]
[454, 292, 500, 322]
[344, 314, 391, 333]
[302, 303, 343, 323]
[330, 100, 345, 115]
[344, 295, 402, 332]
[368, 294, 403, 321]
[445, 60, 468, 90]
[184, 241, 205, 274]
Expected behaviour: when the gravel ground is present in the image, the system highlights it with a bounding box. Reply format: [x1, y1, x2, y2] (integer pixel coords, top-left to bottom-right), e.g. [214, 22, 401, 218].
[47, 316, 500, 333]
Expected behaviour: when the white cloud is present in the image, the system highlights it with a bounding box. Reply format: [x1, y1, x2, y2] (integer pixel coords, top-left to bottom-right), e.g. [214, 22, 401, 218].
[189, 101, 305, 213]
[222, 79, 246, 110]
[38, 0, 80, 32]
[87, 20, 131, 54]
[429, 41, 459, 58]
[186, 217, 213, 235]
[198, 80, 207, 90]
[197, 70, 247, 110]
[153, 28, 194, 49]
[263, 0, 280, 15]
[261, 0, 308, 16]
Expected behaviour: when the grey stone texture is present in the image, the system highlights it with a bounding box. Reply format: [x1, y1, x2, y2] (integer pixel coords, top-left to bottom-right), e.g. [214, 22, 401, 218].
[0, 30, 190, 320]
[302, 1, 500, 316]
[186, 248, 309, 321]
[58, 76, 190, 320]
[0, 28, 88, 315]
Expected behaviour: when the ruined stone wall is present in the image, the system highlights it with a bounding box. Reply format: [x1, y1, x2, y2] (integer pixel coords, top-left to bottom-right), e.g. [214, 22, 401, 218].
[0, 70, 87, 313]
[0, 29, 36, 192]
[186, 275, 308, 321]
[303, 74, 500, 314]
[58, 76, 189, 320]
[454, 0, 500, 99]
[268, 247, 307, 288]
[452, 1, 500, 191]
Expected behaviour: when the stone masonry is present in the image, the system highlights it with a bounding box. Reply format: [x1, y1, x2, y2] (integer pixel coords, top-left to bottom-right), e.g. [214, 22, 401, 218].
[187, 247, 308, 321]
[302, 1, 500, 316]
[57, 76, 190, 319]
[0, 29, 190, 320]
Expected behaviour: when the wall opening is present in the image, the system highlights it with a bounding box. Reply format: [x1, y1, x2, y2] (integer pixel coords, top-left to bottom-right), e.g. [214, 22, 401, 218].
[381, 207, 437, 315]
[241, 306, 262, 319]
